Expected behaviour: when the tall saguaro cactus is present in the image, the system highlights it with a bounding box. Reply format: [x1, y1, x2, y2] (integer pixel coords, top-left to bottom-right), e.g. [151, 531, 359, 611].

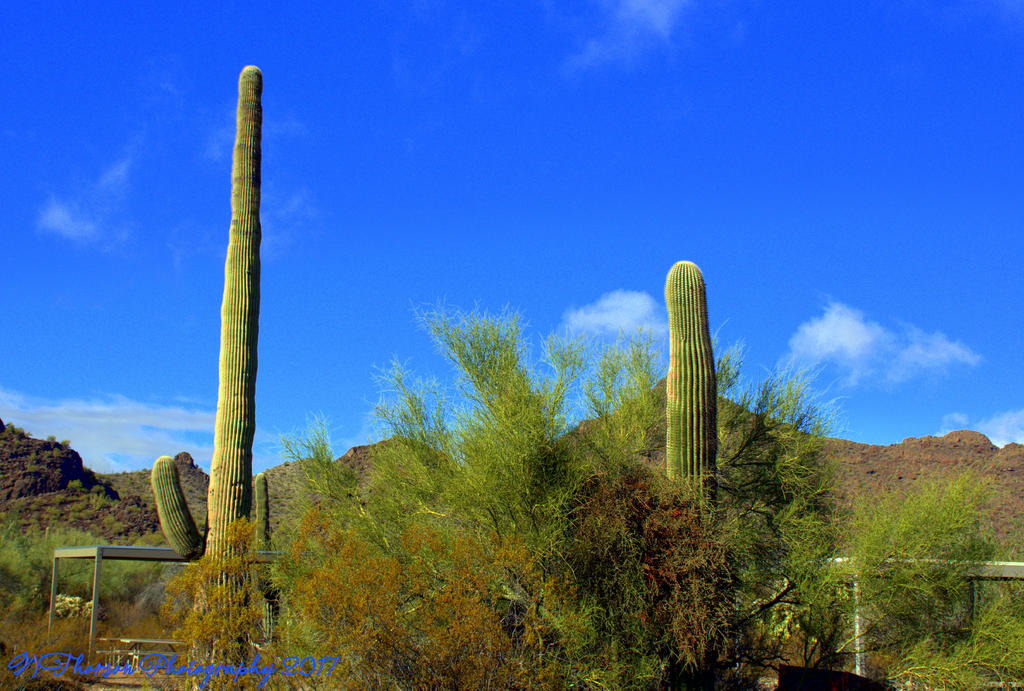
[151, 65, 263, 560]
[664, 261, 717, 497]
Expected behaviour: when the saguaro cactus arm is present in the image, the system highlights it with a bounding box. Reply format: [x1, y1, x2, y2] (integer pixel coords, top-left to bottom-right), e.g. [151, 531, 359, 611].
[207, 65, 263, 557]
[664, 261, 718, 495]
[151, 456, 205, 560]
[254, 471, 270, 550]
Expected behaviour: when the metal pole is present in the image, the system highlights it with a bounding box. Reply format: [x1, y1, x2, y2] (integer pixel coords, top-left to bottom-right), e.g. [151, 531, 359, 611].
[88, 547, 102, 661]
[48, 554, 59, 640]
[853, 577, 865, 678]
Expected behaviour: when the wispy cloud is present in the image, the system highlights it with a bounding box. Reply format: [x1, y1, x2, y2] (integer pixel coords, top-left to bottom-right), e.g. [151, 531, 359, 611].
[560, 289, 669, 342]
[36, 153, 136, 247]
[37, 198, 98, 242]
[976, 409, 1024, 448]
[779, 300, 981, 388]
[937, 412, 970, 435]
[0, 386, 278, 474]
[203, 105, 309, 163]
[261, 186, 320, 261]
[936, 409, 1024, 448]
[563, 0, 691, 72]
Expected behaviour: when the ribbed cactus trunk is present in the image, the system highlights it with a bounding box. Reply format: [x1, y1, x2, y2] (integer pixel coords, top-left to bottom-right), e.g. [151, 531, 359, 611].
[664, 260, 719, 691]
[207, 64, 262, 558]
[151, 66, 262, 562]
[253, 471, 277, 642]
[664, 261, 717, 499]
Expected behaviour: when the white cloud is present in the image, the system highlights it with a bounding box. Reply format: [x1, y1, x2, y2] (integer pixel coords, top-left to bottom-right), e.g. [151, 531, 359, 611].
[560, 289, 669, 341]
[782, 302, 894, 386]
[887, 325, 982, 384]
[564, 0, 691, 71]
[934, 409, 1024, 448]
[97, 156, 133, 192]
[37, 150, 136, 247]
[779, 300, 980, 388]
[203, 106, 236, 163]
[0, 386, 278, 475]
[260, 187, 319, 261]
[37, 198, 98, 241]
[936, 412, 970, 436]
[975, 409, 1024, 448]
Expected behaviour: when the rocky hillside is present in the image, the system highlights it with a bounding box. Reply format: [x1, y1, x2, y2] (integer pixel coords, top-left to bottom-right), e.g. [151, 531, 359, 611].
[1, 385, 1022, 550]
[0, 417, 159, 541]
[823, 430, 1024, 541]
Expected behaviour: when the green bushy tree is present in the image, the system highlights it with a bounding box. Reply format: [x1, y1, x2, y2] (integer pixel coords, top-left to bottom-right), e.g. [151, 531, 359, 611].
[839, 473, 1024, 688]
[271, 303, 849, 688]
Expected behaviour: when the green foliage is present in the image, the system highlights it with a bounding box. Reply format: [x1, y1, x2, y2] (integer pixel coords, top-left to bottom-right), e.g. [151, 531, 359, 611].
[3, 422, 27, 437]
[0, 520, 97, 612]
[162, 518, 268, 691]
[274, 508, 563, 689]
[0, 517, 160, 619]
[275, 304, 831, 687]
[268, 294, 1013, 687]
[66, 479, 83, 492]
[839, 473, 1024, 686]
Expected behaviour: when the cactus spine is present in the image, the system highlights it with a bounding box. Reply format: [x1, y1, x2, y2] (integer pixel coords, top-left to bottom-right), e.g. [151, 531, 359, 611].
[664, 261, 717, 497]
[151, 65, 263, 560]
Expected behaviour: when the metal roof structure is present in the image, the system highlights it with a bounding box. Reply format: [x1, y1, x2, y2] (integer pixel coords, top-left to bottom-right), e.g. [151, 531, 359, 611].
[48, 545, 279, 660]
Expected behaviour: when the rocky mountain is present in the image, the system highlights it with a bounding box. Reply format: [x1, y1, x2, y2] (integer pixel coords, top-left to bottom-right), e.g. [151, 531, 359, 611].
[1, 386, 1021, 549]
[0, 417, 160, 541]
[823, 430, 1024, 541]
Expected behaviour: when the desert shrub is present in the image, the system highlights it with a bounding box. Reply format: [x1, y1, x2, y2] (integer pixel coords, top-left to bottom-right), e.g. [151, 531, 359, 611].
[841, 472, 1024, 687]
[0, 612, 100, 690]
[66, 480, 83, 493]
[278, 308, 763, 687]
[100, 515, 123, 535]
[275, 304, 853, 687]
[553, 463, 735, 689]
[0, 521, 102, 614]
[274, 505, 565, 689]
[161, 518, 271, 691]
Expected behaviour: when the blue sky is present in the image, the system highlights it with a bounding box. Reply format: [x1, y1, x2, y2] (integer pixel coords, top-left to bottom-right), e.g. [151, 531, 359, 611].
[2, 1, 1023, 474]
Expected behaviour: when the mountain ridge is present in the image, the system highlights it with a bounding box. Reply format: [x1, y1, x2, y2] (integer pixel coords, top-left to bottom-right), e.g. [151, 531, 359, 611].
[1, 393, 1021, 547]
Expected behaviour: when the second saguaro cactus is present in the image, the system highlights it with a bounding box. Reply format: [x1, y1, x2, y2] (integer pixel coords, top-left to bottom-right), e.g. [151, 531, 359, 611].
[254, 472, 270, 550]
[152, 65, 263, 560]
[664, 261, 717, 496]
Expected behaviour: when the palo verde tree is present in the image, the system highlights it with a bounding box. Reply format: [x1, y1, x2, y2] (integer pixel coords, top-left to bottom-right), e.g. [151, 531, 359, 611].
[270, 290, 845, 688]
[832, 472, 1024, 687]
